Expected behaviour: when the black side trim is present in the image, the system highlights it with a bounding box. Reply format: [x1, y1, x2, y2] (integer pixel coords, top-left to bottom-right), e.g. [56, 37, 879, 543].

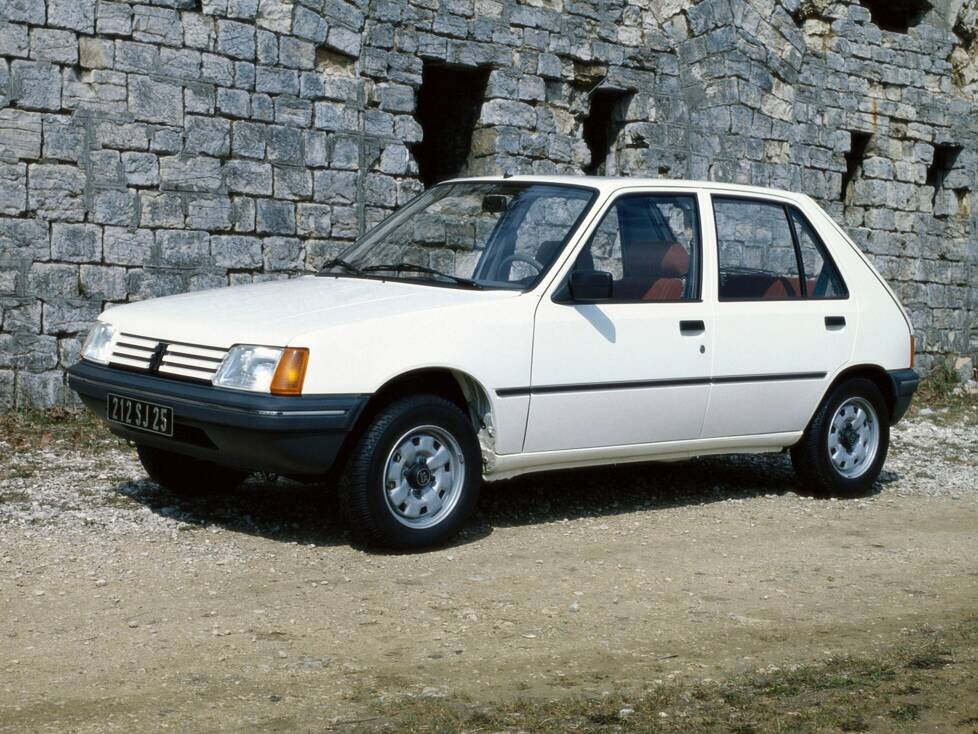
[497, 371, 827, 398]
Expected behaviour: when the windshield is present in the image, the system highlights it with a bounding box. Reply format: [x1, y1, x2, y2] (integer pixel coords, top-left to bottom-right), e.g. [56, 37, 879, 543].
[324, 181, 597, 290]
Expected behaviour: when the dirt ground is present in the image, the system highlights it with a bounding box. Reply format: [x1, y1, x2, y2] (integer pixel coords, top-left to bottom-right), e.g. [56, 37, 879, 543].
[1, 406, 976, 732]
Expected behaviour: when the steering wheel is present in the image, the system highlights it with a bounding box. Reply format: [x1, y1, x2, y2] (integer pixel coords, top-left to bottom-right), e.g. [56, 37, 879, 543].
[496, 252, 544, 280]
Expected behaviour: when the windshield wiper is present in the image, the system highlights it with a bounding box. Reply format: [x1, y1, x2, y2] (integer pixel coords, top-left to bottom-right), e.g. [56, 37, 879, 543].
[361, 263, 484, 289]
[318, 257, 364, 276]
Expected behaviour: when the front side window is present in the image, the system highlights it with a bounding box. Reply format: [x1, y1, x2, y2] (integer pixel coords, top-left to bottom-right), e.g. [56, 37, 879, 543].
[571, 193, 701, 301]
[326, 182, 596, 290]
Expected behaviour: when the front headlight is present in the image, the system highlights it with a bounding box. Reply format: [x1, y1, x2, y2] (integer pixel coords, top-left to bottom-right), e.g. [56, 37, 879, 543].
[212, 345, 283, 393]
[81, 321, 115, 364]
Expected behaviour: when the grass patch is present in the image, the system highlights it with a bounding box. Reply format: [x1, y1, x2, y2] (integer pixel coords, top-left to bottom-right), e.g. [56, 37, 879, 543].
[347, 618, 978, 733]
[0, 407, 124, 454]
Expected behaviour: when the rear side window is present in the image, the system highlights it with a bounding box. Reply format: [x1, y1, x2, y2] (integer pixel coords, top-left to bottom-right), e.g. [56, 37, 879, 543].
[713, 197, 847, 300]
[788, 208, 847, 298]
[573, 193, 701, 301]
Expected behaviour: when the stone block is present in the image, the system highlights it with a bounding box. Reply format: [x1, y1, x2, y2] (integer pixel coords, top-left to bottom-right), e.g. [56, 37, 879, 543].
[93, 189, 136, 226]
[0, 162, 27, 215]
[0, 332, 59, 372]
[10, 60, 61, 110]
[160, 155, 223, 192]
[132, 5, 182, 46]
[122, 152, 159, 186]
[97, 1, 132, 35]
[185, 116, 231, 156]
[80, 264, 127, 300]
[0, 108, 41, 159]
[15, 370, 67, 408]
[3, 0, 45, 25]
[139, 191, 184, 228]
[224, 160, 272, 195]
[255, 198, 295, 234]
[296, 203, 331, 237]
[78, 36, 113, 69]
[187, 195, 233, 230]
[217, 19, 255, 59]
[43, 299, 101, 335]
[157, 229, 211, 266]
[128, 75, 184, 125]
[48, 0, 95, 33]
[27, 263, 79, 299]
[262, 236, 303, 270]
[50, 222, 101, 263]
[103, 226, 153, 265]
[29, 27, 77, 64]
[273, 166, 312, 199]
[0, 216, 48, 260]
[28, 164, 85, 221]
[211, 234, 262, 268]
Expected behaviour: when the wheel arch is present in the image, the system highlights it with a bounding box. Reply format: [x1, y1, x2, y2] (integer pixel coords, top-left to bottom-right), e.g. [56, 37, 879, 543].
[332, 367, 495, 476]
[821, 364, 897, 423]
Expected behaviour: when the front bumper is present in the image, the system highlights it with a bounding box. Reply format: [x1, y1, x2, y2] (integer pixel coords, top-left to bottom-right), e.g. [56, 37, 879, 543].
[68, 360, 368, 475]
[887, 368, 919, 424]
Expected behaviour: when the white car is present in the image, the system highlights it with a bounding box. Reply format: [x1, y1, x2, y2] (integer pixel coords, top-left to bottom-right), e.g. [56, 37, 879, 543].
[70, 176, 919, 548]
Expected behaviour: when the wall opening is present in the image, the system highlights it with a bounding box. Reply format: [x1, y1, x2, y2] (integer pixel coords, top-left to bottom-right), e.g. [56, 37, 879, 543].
[858, 0, 932, 33]
[927, 143, 963, 208]
[412, 63, 490, 188]
[841, 131, 873, 204]
[582, 88, 632, 175]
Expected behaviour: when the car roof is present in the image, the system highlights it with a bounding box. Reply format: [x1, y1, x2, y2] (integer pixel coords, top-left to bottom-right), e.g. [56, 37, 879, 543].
[441, 175, 812, 205]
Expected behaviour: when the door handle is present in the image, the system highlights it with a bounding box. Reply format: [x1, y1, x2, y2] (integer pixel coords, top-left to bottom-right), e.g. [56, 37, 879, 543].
[825, 316, 846, 329]
[679, 320, 706, 335]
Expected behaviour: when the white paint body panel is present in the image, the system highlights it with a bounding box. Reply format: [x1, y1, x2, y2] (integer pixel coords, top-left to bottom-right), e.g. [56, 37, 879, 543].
[94, 176, 914, 481]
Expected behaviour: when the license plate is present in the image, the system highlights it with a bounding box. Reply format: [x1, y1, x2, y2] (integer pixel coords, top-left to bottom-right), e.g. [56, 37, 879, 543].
[106, 393, 174, 437]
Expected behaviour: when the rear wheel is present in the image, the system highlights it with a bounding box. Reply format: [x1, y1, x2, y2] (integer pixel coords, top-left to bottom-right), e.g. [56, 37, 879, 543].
[790, 378, 889, 498]
[337, 394, 481, 549]
[137, 446, 248, 497]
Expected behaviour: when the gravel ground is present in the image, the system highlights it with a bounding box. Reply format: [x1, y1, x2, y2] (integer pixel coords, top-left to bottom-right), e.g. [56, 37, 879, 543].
[1, 406, 976, 731]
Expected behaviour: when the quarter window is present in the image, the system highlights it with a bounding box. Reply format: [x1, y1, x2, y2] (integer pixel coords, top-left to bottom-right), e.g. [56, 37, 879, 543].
[713, 197, 846, 300]
[788, 208, 847, 298]
[572, 194, 701, 301]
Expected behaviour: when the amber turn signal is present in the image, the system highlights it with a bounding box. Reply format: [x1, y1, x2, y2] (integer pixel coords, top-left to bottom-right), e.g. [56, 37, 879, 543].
[909, 335, 915, 369]
[270, 348, 309, 396]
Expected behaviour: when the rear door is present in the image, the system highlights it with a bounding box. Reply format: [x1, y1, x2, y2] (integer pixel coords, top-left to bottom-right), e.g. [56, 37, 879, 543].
[522, 189, 714, 452]
[702, 194, 856, 438]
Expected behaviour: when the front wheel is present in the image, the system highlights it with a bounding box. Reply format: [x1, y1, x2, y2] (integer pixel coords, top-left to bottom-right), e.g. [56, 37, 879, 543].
[337, 394, 481, 549]
[790, 378, 890, 498]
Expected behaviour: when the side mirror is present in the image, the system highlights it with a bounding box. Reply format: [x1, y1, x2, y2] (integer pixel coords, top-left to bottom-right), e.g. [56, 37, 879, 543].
[569, 269, 613, 300]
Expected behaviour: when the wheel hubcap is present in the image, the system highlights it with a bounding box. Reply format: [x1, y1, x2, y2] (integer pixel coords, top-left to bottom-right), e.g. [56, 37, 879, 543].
[383, 425, 465, 529]
[827, 397, 879, 479]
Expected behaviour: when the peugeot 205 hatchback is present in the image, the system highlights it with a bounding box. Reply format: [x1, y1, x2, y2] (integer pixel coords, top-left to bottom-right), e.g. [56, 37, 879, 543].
[70, 177, 919, 548]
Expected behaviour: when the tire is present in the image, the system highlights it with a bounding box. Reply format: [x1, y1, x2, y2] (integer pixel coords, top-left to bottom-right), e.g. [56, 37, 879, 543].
[337, 394, 482, 549]
[790, 378, 890, 498]
[137, 445, 248, 497]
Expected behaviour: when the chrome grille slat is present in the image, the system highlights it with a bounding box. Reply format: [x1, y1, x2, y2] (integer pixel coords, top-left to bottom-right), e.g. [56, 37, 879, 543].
[109, 334, 228, 383]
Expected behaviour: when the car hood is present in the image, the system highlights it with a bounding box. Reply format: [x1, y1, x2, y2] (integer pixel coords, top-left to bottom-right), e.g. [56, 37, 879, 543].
[103, 276, 520, 347]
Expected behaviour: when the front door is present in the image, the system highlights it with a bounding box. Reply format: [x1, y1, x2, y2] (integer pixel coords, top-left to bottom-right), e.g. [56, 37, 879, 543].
[523, 191, 714, 453]
[701, 194, 856, 438]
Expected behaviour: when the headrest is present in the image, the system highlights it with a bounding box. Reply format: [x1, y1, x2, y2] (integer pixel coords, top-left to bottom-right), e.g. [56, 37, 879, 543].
[658, 243, 689, 277]
[535, 240, 563, 266]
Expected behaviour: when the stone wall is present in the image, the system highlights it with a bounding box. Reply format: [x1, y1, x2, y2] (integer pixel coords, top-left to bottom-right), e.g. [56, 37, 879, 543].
[1, 0, 976, 407]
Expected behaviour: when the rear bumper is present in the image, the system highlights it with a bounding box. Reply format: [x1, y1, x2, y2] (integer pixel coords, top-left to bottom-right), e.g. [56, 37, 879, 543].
[887, 368, 919, 424]
[68, 360, 368, 475]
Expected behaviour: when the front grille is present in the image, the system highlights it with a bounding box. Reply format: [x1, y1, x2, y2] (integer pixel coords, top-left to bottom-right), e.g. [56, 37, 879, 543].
[110, 333, 228, 382]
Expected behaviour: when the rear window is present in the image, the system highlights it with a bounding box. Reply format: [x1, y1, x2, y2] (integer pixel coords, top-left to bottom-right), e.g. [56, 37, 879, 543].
[713, 197, 846, 300]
